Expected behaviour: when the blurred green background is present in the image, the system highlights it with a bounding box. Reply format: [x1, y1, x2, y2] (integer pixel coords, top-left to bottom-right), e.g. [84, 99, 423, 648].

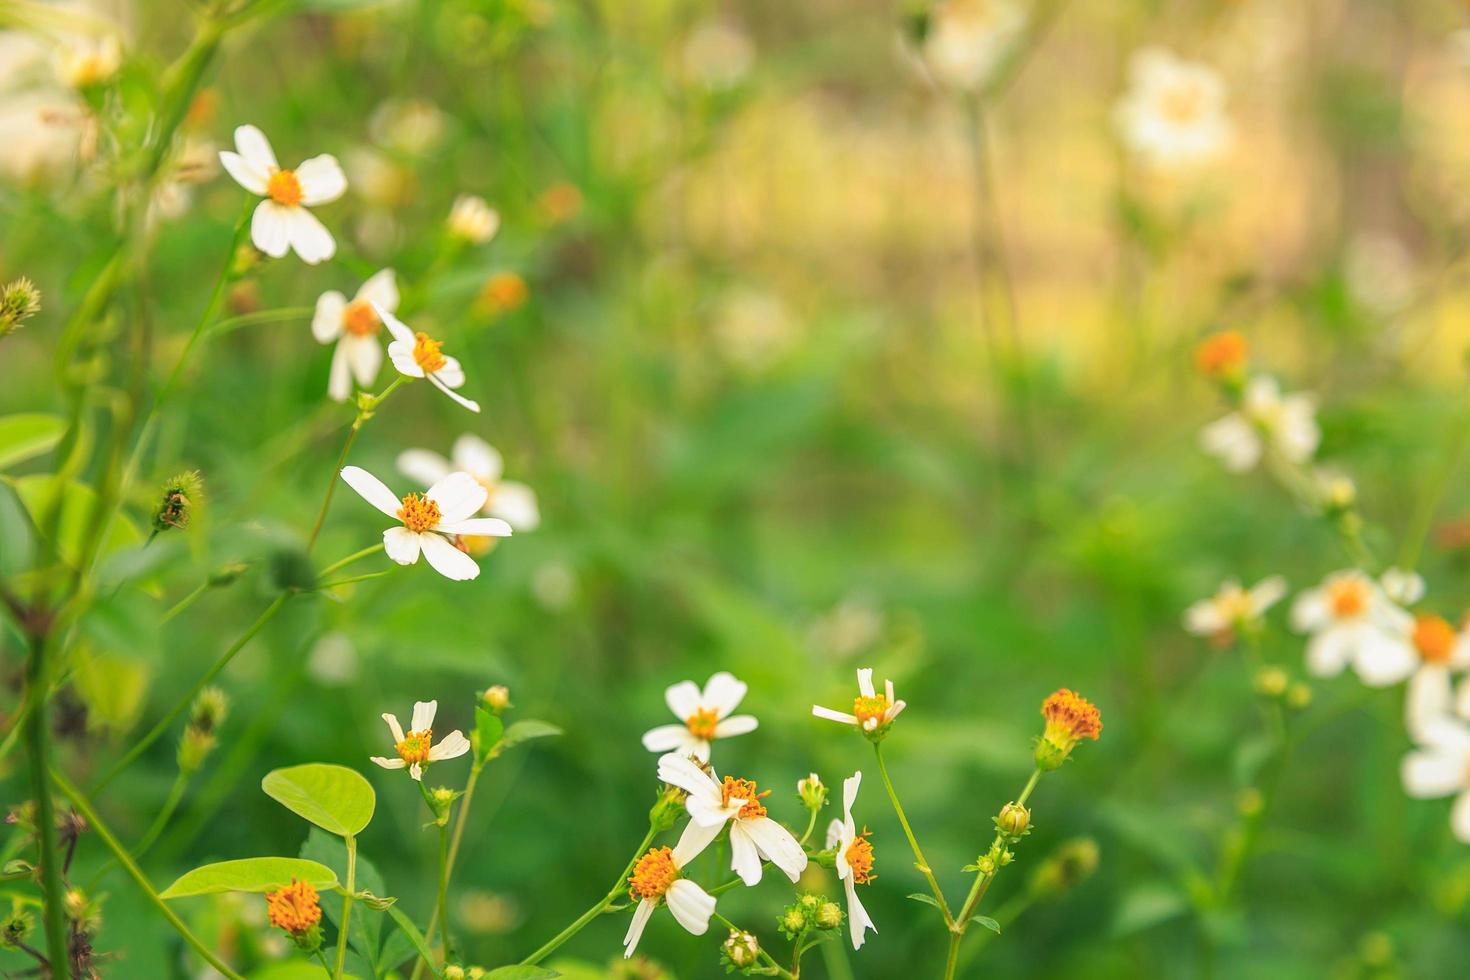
[5, 0, 1470, 977]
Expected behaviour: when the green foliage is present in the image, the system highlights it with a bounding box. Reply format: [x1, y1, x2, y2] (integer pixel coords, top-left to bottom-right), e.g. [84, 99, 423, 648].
[160, 858, 338, 898]
[262, 764, 376, 838]
[0, 414, 64, 471]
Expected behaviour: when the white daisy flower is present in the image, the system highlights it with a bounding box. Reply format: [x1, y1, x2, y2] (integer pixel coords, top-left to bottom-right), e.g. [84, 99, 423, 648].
[374, 303, 480, 413]
[1402, 614, 1470, 738]
[921, 0, 1028, 92]
[825, 771, 876, 950]
[1183, 576, 1286, 644]
[622, 845, 716, 959]
[218, 125, 346, 264]
[1114, 47, 1232, 169]
[1200, 376, 1320, 473]
[812, 667, 907, 734]
[312, 269, 399, 402]
[339, 465, 511, 581]
[1290, 570, 1415, 686]
[1401, 717, 1470, 842]
[369, 700, 470, 781]
[640, 672, 758, 763]
[397, 434, 539, 537]
[447, 194, 500, 244]
[656, 753, 808, 887]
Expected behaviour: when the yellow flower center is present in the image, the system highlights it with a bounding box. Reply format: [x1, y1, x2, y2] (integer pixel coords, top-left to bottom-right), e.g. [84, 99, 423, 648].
[852, 694, 890, 726]
[342, 300, 380, 337]
[266, 169, 303, 207]
[1414, 615, 1456, 665]
[1327, 578, 1370, 620]
[1160, 81, 1206, 124]
[685, 706, 719, 740]
[397, 493, 441, 533]
[720, 776, 770, 819]
[395, 728, 433, 765]
[845, 829, 875, 884]
[412, 331, 447, 373]
[453, 534, 497, 557]
[266, 879, 321, 935]
[629, 846, 678, 901]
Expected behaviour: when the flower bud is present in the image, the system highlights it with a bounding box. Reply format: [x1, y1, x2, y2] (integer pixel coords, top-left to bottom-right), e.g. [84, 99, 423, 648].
[448, 195, 500, 244]
[1194, 330, 1248, 384]
[1029, 837, 1100, 897]
[797, 772, 827, 811]
[189, 687, 229, 735]
[444, 967, 467, 980]
[1286, 682, 1312, 710]
[0, 277, 41, 338]
[207, 562, 249, 587]
[722, 928, 760, 969]
[1252, 665, 1288, 699]
[65, 888, 100, 931]
[1, 911, 34, 947]
[816, 900, 843, 930]
[778, 905, 806, 936]
[997, 801, 1030, 837]
[267, 879, 323, 950]
[177, 726, 217, 773]
[153, 470, 202, 533]
[482, 685, 511, 714]
[429, 786, 458, 825]
[976, 854, 996, 876]
[649, 783, 688, 832]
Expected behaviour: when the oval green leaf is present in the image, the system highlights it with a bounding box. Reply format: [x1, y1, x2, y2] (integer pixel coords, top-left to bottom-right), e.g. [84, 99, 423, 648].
[0, 414, 64, 471]
[493, 719, 562, 757]
[262, 764, 376, 837]
[160, 857, 337, 899]
[482, 967, 561, 979]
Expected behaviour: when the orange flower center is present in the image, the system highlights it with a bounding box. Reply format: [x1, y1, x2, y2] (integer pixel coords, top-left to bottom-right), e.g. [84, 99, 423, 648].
[453, 534, 497, 557]
[266, 169, 303, 207]
[412, 331, 447, 373]
[1194, 331, 1247, 378]
[720, 776, 770, 819]
[342, 300, 380, 337]
[1160, 82, 1206, 124]
[1041, 688, 1103, 743]
[1414, 615, 1456, 665]
[845, 829, 875, 885]
[629, 846, 678, 901]
[395, 728, 433, 765]
[685, 706, 719, 740]
[1327, 578, 1370, 619]
[266, 879, 321, 935]
[853, 694, 890, 726]
[397, 492, 441, 533]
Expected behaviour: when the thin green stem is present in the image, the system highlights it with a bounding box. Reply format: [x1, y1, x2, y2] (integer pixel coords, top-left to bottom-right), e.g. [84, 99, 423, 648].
[797, 806, 818, 847]
[52, 769, 246, 980]
[161, 581, 210, 624]
[315, 570, 395, 590]
[411, 760, 484, 976]
[334, 834, 357, 980]
[436, 824, 451, 967]
[872, 742, 953, 924]
[203, 305, 315, 339]
[132, 769, 190, 859]
[25, 630, 67, 972]
[319, 543, 385, 579]
[92, 592, 290, 791]
[306, 378, 408, 554]
[520, 825, 658, 966]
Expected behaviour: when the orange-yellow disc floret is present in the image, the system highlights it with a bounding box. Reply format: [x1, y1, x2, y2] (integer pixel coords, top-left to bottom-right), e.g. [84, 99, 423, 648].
[845, 829, 876, 885]
[342, 300, 381, 337]
[1414, 615, 1456, 665]
[1042, 688, 1102, 744]
[629, 846, 679, 901]
[395, 729, 433, 766]
[266, 879, 321, 935]
[397, 493, 441, 533]
[685, 706, 719, 740]
[720, 776, 770, 820]
[266, 169, 303, 207]
[852, 694, 890, 727]
[1194, 330, 1248, 379]
[412, 331, 447, 373]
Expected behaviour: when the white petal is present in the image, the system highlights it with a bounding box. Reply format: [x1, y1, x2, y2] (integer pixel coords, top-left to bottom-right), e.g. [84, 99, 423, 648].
[657, 752, 719, 797]
[383, 527, 422, 565]
[672, 815, 724, 868]
[341, 465, 403, 519]
[295, 153, 347, 205]
[686, 792, 739, 829]
[713, 714, 757, 739]
[825, 818, 845, 852]
[857, 668, 876, 699]
[1403, 748, 1465, 798]
[382, 713, 405, 742]
[409, 762, 422, 781]
[490, 481, 540, 530]
[327, 340, 352, 402]
[642, 724, 694, 754]
[452, 434, 502, 481]
[420, 532, 481, 581]
[411, 700, 437, 732]
[426, 472, 489, 524]
[1305, 626, 1352, 678]
[1407, 666, 1453, 741]
[1453, 791, 1470, 843]
[844, 876, 875, 949]
[375, 303, 415, 345]
[665, 880, 715, 936]
[429, 729, 471, 761]
[1200, 414, 1261, 472]
[842, 771, 862, 821]
[345, 336, 382, 386]
[312, 290, 347, 343]
[1183, 599, 1225, 635]
[742, 816, 808, 882]
[234, 124, 278, 174]
[665, 681, 703, 719]
[1290, 589, 1328, 633]
[387, 338, 426, 378]
[428, 373, 480, 413]
[218, 149, 267, 195]
[370, 756, 406, 770]
[1248, 576, 1288, 615]
[355, 268, 399, 313]
[728, 824, 764, 886]
[438, 517, 513, 538]
[432, 355, 466, 388]
[623, 899, 654, 958]
[812, 705, 859, 725]
[250, 200, 292, 258]
[397, 449, 452, 488]
[285, 206, 335, 264]
[702, 672, 748, 717]
[1352, 628, 1417, 687]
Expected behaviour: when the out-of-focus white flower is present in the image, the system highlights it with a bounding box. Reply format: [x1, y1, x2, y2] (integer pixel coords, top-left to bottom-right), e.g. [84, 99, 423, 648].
[622, 846, 715, 958]
[344, 145, 413, 208]
[641, 672, 758, 762]
[148, 138, 219, 225]
[681, 18, 754, 91]
[1403, 614, 1470, 739]
[713, 287, 797, 373]
[312, 269, 399, 402]
[1381, 568, 1426, 607]
[531, 561, 577, 611]
[813, 668, 906, 734]
[1290, 570, 1415, 685]
[368, 97, 446, 156]
[657, 753, 807, 886]
[825, 771, 876, 949]
[55, 33, 120, 89]
[1114, 47, 1232, 169]
[1183, 576, 1286, 643]
[1200, 376, 1319, 473]
[809, 595, 884, 659]
[1401, 717, 1470, 841]
[370, 700, 470, 781]
[219, 124, 346, 264]
[397, 434, 539, 535]
[1345, 232, 1416, 317]
[921, 0, 1028, 91]
[307, 632, 358, 687]
[447, 194, 500, 244]
[377, 304, 481, 413]
[339, 466, 511, 581]
[1312, 467, 1357, 512]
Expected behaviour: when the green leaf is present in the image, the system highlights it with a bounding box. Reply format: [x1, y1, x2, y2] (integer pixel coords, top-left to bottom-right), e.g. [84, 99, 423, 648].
[906, 893, 943, 909]
[493, 719, 562, 757]
[160, 858, 337, 898]
[0, 414, 64, 471]
[263, 764, 376, 837]
[6, 475, 142, 566]
[482, 967, 561, 979]
[247, 963, 365, 980]
[475, 707, 504, 764]
[972, 916, 1001, 934]
[384, 904, 436, 970]
[72, 646, 150, 730]
[300, 828, 384, 970]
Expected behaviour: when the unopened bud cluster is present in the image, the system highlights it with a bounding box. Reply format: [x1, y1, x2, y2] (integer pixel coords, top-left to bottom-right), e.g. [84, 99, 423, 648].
[178, 687, 228, 772]
[776, 892, 842, 940]
[481, 684, 511, 713]
[720, 928, 760, 970]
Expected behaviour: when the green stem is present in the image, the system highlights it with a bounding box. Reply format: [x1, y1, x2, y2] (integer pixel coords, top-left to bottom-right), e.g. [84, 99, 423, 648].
[319, 543, 385, 579]
[92, 592, 290, 791]
[411, 761, 485, 978]
[161, 581, 210, 624]
[334, 834, 357, 980]
[52, 769, 246, 980]
[316, 570, 395, 590]
[520, 825, 658, 965]
[797, 806, 818, 847]
[132, 768, 190, 859]
[203, 305, 315, 339]
[872, 742, 952, 925]
[306, 377, 408, 554]
[25, 630, 67, 973]
[436, 824, 451, 968]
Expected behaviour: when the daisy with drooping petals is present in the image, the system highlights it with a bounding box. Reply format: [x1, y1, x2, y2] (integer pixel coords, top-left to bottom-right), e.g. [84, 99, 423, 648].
[657, 753, 807, 886]
[397, 434, 540, 541]
[641, 672, 758, 763]
[1183, 576, 1286, 646]
[369, 700, 470, 781]
[374, 303, 480, 413]
[339, 466, 511, 581]
[1402, 614, 1470, 738]
[1200, 376, 1320, 473]
[825, 771, 876, 950]
[622, 846, 716, 959]
[219, 125, 346, 264]
[313, 269, 399, 402]
[1114, 47, 1232, 170]
[1402, 717, 1470, 841]
[1290, 570, 1415, 686]
[812, 667, 907, 736]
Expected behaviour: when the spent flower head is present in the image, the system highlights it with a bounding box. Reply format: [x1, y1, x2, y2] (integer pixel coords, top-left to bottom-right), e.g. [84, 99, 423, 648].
[1035, 689, 1102, 770]
[0, 277, 41, 338]
[721, 928, 760, 969]
[153, 470, 203, 533]
[266, 879, 323, 951]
